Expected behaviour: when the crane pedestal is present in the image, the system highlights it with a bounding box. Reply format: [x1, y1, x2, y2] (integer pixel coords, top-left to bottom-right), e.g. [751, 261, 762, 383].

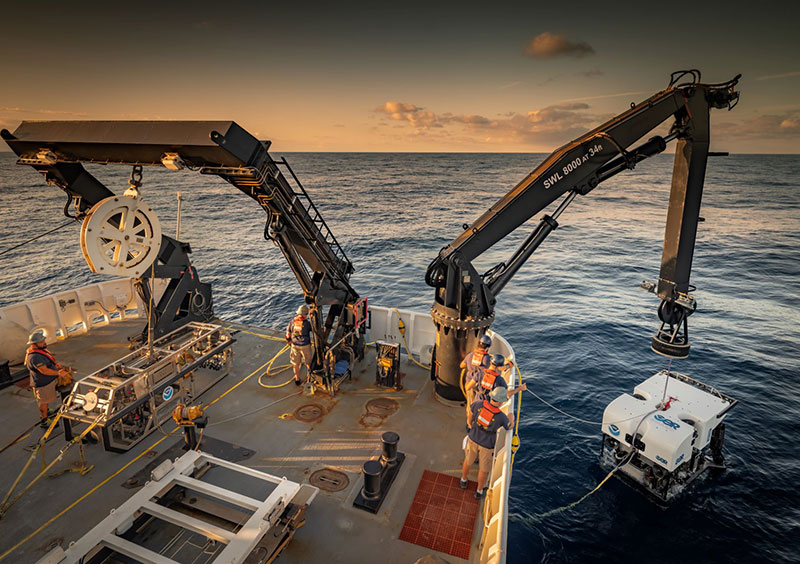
[430, 302, 493, 403]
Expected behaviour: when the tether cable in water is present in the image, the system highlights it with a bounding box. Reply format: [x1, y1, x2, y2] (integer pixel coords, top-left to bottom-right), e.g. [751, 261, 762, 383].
[515, 407, 659, 522]
[0, 220, 77, 257]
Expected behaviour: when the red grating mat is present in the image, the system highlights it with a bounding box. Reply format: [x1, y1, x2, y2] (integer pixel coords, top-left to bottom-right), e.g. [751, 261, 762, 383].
[398, 469, 481, 560]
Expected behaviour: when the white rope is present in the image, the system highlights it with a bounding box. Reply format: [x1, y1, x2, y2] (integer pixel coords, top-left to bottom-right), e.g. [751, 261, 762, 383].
[208, 391, 301, 427]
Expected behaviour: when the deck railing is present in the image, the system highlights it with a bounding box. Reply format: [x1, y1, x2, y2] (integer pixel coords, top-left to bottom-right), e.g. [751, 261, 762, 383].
[368, 305, 514, 564]
[0, 278, 167, 365]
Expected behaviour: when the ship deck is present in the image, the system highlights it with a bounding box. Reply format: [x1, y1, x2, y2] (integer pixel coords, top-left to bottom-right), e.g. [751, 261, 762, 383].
[0, 319, 485, 564]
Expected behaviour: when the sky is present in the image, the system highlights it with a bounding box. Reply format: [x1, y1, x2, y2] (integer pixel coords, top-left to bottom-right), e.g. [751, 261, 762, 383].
[1, 1, 798, 153]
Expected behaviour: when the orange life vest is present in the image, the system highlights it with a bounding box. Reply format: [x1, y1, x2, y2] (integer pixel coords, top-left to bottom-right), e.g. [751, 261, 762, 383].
[292, 316, 307, 336]
[480, 368, 499, 392]
[25, 345, 57, 366]
[470, 349, 488, 368]
[476, 400, 501, 430]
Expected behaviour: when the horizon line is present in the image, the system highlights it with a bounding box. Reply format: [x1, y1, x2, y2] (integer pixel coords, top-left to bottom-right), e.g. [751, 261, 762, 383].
[0, 148, 798, 156]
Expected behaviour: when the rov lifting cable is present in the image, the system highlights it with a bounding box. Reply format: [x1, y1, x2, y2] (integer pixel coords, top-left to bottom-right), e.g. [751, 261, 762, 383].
[0, 219, 78, 257]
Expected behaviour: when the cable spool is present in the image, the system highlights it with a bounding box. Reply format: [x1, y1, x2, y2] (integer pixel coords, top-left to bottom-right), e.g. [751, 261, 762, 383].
[80, 195, 162, 277]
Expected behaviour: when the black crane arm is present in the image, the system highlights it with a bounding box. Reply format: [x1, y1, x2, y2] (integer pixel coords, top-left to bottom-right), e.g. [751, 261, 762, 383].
[425, 72, 741, 401]
[1, 121, 360, 356]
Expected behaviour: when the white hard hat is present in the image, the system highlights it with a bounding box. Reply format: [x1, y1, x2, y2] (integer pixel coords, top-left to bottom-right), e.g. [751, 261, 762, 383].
[297, 305, 309, 315]
[489, 386, 508, 404]
[27, 329, 47, 345]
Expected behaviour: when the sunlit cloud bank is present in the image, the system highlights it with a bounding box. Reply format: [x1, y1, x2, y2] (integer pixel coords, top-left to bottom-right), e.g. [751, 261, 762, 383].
[375, 101, 608, 145]
[715, 111, 800, 139]
[523, 32, 595, 59]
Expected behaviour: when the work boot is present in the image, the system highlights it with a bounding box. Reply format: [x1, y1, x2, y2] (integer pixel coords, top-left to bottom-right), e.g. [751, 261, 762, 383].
[82, 430, 99, 444]
[39, 417, 59, 430]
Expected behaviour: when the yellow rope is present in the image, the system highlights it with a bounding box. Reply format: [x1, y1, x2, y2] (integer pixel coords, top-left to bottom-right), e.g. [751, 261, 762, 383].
[390, 308, 431, 370]
[257, 344, 296, 388]
[523, 463, 622, 522]
[222, 323, 286, 342]
[0, 349, 279, 561]
[509, 363, 523, 476]
[0, 428, 176, 561]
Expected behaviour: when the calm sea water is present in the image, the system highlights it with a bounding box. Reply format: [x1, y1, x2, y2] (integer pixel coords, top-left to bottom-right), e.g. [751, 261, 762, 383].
[1, 152, 798, 563]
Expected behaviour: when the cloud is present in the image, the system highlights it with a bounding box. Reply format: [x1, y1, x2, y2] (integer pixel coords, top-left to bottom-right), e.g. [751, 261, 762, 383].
[375, 100, 603, 145]
[757, 71, 800, 81]
[715, 111, 800, 139]
[375, 102, 442, 130]
[524, 32, 595, 59]
[0, 107, 87, 117]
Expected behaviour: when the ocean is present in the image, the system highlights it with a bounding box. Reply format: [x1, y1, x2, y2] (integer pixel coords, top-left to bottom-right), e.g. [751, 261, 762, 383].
[1, 151, 798, 563]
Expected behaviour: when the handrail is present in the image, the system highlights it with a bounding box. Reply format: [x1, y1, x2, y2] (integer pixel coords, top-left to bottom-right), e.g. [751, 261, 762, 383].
[367, 306, 514, 564]
[0, 278, 167, 365]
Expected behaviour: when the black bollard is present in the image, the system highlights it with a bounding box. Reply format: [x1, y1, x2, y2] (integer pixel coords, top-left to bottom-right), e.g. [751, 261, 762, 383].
[354, 432, 406, 513]
[362, 460, 383, 499]
[381, 431, 399, 466]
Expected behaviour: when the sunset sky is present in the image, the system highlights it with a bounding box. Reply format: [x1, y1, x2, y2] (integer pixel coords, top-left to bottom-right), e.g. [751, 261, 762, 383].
[1, 1, 798, 153]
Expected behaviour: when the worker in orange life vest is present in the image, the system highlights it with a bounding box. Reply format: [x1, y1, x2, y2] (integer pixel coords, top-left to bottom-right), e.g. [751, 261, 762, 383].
[286, 305, 313, 386]
[24, 330, 71, 427]
[460, 334, 492, 419]
[461, 386, 513, 499]
[465, 352, 526, 409]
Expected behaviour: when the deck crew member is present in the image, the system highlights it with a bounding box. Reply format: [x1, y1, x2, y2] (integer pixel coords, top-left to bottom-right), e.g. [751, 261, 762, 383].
[465, 353, 526, 408]
[461, 386, 513, 499]
[25, 330, 71, 427]
[460, 334, 492, 419]
[286, 305, 313, 386]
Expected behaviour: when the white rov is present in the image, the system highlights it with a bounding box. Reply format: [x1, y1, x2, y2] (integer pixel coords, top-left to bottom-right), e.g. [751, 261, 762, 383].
[600, 370, 737, 503]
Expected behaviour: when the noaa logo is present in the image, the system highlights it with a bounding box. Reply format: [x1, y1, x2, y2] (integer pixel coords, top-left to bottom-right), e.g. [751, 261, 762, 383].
[162, 386, 174, 401]
[608, 424, 620, 437]
[654, 414, 680, 430]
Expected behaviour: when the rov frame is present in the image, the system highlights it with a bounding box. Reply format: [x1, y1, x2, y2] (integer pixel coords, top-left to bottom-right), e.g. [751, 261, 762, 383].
[61, 322, 233, 452]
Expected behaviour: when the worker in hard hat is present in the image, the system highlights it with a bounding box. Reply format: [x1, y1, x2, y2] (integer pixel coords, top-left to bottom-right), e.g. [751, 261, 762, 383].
[286, 305, 313, 386]
[461, 386, 513, 499]
[460, 334, 492, 420]
[24, 330, 70, 427]
[465, 352, 526, 415]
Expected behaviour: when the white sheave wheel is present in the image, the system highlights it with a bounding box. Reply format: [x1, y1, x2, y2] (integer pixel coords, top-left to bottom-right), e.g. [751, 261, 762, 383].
[83, 391, 99, 412]
[80, 195, 162, 277]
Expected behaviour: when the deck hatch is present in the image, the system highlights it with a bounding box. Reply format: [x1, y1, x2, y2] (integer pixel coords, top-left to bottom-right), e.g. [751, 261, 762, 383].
[365, 397, 399, 417]
[309, 468, 350, 492]
[294, 403, 325, 422]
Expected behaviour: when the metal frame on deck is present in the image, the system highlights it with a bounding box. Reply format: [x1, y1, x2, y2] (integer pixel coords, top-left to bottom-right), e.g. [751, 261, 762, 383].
[42, 450, 318, 564]
[61, 322, 233, 451]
